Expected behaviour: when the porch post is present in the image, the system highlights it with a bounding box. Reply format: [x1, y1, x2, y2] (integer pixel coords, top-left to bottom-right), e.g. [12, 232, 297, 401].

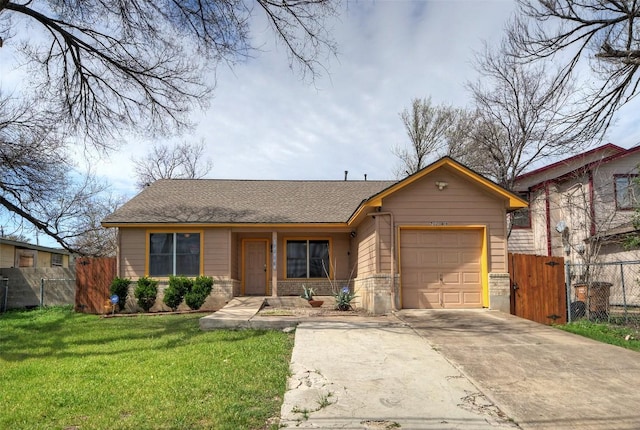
[271, 232, 278, 296]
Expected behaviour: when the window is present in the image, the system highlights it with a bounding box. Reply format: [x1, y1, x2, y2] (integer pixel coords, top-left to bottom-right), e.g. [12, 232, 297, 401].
[615, 175, 640, 210]
[149, 232, 200, 277]
[512, 192, 530, 228]
[51, 253, 63, 267]
[286, 239, 329, 278]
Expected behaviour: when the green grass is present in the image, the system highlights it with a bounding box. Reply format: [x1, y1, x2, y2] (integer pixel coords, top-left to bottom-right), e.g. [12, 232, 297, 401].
[558, 319, 640, 352]
[0, 306, 294, 430]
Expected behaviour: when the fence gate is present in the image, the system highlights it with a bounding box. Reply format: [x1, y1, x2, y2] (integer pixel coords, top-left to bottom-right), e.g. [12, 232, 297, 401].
[75, 257, 116, 313]
[509, 253, 566, 325]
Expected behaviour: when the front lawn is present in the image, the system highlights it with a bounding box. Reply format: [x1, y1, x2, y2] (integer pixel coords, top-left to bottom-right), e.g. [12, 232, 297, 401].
[558, 318, 640, 352]
[0, 306, 294, 430]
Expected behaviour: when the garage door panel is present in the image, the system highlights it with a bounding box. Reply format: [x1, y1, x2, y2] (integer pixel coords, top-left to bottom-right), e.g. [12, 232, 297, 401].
[419, 250, 439, 265]
[441, 272, 460, 284]
[441, 251, 461, 264]
[419, 292, 440, 309]
[462, 272, 480, 284]
[401, 229, 483, 309]
[463, 291, 482, 305]
[420, 271, 439, 284]
[442, 291, 462, 306]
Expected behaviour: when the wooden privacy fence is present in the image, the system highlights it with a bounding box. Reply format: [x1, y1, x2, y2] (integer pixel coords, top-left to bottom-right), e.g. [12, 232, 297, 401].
[509, 253, 566, 325]
[75, 257, 116, 313]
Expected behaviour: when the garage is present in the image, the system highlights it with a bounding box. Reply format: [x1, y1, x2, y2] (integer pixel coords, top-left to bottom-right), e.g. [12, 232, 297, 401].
[400, 228, 484, 309]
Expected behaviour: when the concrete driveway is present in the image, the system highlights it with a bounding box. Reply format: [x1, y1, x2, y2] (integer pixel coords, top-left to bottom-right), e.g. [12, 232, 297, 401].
[279, 319, 518, 429]
[396, 310, 640, 430]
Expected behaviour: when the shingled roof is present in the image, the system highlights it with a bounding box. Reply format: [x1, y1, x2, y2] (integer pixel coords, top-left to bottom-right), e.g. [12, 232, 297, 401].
[102, 179, 396, 225]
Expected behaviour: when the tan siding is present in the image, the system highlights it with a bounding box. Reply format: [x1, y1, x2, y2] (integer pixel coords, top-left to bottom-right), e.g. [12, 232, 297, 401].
[594, 157, 640, 231]
[203, 229, 230, 277]
[120, 228, 146, 278]
[509, 229, 535, 254]
[384, 166, 507, 271]
[356, 217, 376, 278]
[377, 214, 393, 273]
[37, 251, 51, 268]
[0, 244, 14, 268]
[230, 232, 239, 279]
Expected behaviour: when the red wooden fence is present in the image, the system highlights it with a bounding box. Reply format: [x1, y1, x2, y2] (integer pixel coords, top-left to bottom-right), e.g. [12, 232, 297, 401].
[509, 253, 566, 325]
[75, 257, 117, 314]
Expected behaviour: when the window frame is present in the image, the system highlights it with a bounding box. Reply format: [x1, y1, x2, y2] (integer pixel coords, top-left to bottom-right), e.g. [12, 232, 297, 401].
[614, 174, 640, 210]
[146, 230, 204, 278]
[284, 237, 332, 279]
[511, 192, 531, 229]
[51, 253, 63, 267]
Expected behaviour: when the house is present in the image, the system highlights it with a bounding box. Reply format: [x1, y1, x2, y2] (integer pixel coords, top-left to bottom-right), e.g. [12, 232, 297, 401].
[0, 238, 74, 309]
[509, 143, 640, 264]
[0, 237, 71, 269]
[102, 157, 526, 314]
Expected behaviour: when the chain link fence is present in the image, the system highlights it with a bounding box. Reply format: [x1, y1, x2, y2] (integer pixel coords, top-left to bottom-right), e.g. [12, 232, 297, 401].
[567, 261, 640, 325]
[39, 278, 76, 307]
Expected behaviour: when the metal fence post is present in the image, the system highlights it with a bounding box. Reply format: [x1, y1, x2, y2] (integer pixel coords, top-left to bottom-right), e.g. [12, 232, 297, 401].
[565, 261, 572, 323]
[40, 278, 44, 307]
[619, 263, 628, 324]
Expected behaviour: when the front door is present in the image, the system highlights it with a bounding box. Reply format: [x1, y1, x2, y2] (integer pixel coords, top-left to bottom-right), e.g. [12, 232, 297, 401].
[243, 240, 268, 295]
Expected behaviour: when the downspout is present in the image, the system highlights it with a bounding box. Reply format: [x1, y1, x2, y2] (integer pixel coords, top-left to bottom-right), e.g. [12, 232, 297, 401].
[367, 211, 396, 311]
[116, 229, 122, 277]
[545, 181, 552, 256]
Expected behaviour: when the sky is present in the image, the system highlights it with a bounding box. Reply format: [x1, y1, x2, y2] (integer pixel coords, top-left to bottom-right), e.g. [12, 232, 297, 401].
[100, 0, 524, 193]
[3, 0, 640, 247]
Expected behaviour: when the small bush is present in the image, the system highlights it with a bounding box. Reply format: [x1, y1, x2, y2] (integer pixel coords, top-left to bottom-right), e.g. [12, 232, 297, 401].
[184, 276, 214, 310]
[163, 276, 193, 311]
[109, 277, 131, 312]
[134, 277, 158, 312]
[334, 286, 357, 311]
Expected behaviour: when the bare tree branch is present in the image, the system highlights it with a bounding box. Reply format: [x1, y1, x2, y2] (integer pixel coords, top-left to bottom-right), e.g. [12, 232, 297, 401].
[0, 0, 337, 249]
[132, 139, 213, 189]
[509, 0, 640, 138]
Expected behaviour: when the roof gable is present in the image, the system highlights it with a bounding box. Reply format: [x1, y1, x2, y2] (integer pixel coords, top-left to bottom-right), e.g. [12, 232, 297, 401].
[349, 157, 527, 223]
[514, 143, 628, 190]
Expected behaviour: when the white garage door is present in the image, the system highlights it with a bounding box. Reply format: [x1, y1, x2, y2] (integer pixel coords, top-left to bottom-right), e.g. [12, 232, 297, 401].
[400, 229, 483, 309]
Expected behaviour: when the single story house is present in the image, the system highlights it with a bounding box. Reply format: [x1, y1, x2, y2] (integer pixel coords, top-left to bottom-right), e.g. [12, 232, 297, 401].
[102, 157, 526, 314]
[0, 238, 74, 310]
[0, 237, 71, 269]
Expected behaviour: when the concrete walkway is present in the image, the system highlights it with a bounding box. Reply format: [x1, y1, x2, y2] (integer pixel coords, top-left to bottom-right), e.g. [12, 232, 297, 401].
[397, 309, 640, 430]
[199, 297, 266, 330]
[279, 320, 518, 429]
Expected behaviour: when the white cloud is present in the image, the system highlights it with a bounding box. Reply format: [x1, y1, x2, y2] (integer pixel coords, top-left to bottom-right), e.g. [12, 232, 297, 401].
[175, 0, 518, 184]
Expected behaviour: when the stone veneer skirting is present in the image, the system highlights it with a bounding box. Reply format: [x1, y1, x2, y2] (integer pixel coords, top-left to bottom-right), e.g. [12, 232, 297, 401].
[123, 278, 239, 313]
[354, 274, 398, 315]
[488, 272, 511, 313]
[274, 279, 353, 297]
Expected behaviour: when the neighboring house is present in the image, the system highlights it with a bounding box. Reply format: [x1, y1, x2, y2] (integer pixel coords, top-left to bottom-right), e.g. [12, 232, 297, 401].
[509, 143, 640, 265]
[102, 157, 526, 314]
[0, 237, 71, 269]
[0, 238, 74, 310]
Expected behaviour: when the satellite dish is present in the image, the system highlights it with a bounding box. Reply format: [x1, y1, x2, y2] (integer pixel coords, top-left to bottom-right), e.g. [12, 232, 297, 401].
[555, 221, 567, 233]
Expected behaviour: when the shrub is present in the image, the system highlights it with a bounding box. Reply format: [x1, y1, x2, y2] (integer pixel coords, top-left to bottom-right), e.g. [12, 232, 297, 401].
[163, 276, 193, 311]
[134, 277, 158, 312]
[109, 277, 131, 312]
[184, 276, 214, 310]
[334, 286, 357, 311]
